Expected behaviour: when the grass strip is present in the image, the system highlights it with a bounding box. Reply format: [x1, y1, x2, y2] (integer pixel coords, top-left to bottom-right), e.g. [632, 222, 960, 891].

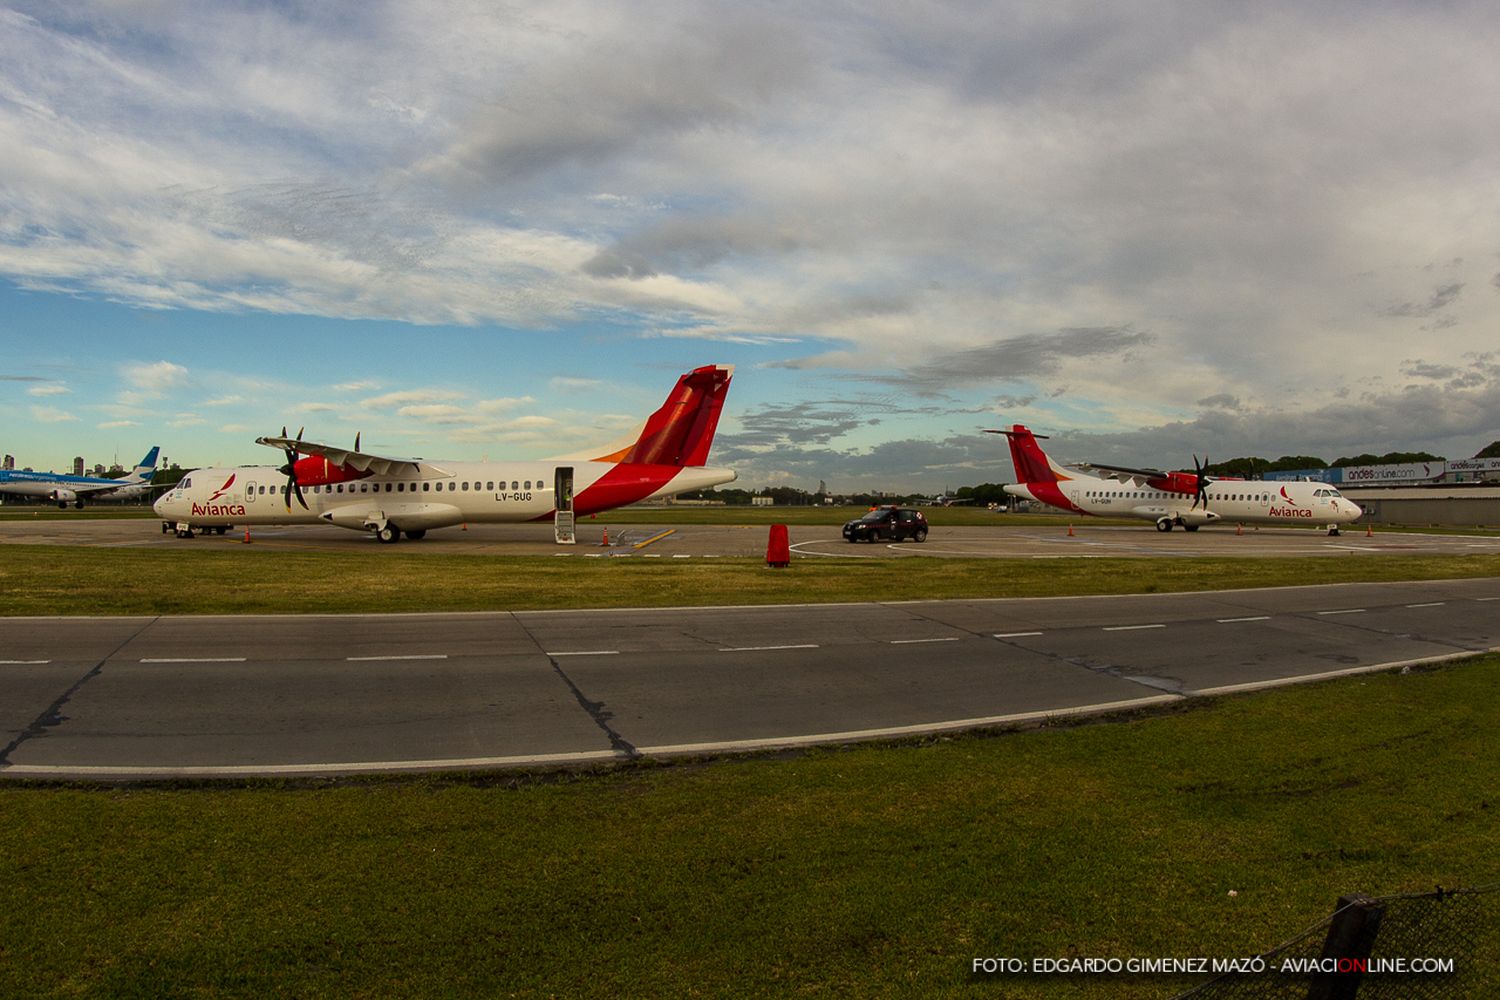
[3, 655, 1497, 997]
[3, 545, 1500, 615]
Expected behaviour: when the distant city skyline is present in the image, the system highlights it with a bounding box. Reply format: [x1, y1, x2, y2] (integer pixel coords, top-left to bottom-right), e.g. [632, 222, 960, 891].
[4, 3, 1499, 491]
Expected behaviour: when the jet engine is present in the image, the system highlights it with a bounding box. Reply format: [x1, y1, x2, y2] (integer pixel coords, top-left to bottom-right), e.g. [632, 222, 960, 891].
[48, 488, 81, 509]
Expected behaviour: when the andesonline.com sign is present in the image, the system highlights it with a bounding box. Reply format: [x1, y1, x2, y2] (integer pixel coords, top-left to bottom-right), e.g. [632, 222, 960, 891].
[1339, 462, 1445, 484]
[1264, 462, 1454, 484]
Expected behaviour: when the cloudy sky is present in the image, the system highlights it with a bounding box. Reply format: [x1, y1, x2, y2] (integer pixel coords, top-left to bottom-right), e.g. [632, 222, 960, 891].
[3, 1, 1498, 490]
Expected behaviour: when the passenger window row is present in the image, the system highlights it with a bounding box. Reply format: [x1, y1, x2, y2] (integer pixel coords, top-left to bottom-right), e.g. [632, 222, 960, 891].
[252, 480, 542, 495]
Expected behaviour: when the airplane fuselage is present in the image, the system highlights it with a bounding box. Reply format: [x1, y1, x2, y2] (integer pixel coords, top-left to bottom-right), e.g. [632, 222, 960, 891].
[1004, 475, 1362, 532]
[154, 459, 736, 534]
[0, 471, 152, 503]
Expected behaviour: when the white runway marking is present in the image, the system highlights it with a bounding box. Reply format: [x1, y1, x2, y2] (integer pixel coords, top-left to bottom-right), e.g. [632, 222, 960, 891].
[1, 659, 51, 664]
[1103, 624, 1166, 632]
[1405, 602, 1445, 608]
[139, 657, 247, 663]
[993, 631, 1043, 638]
[719, 644, 819, 652]
[346, 654, 448, 661]
[1316, 609, 1366, 616]
[548, 650, 619, 657]
[890, 637, 959, 645]
[1218, 616, 1271, 623]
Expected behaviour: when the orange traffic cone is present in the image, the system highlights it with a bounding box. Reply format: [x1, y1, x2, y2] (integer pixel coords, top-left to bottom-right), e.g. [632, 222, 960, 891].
[1236, 523, 1243, 536]
[1066, 524, 1075, 537]
[242, 527, 251, 543]
[601, 526, 610, 546]
[462, 522, 468, 531]
[1366, 522, 1373, 537]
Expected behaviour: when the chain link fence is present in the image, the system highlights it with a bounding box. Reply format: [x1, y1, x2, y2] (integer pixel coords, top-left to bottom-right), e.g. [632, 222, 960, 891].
[1172, 883, 1498, 999]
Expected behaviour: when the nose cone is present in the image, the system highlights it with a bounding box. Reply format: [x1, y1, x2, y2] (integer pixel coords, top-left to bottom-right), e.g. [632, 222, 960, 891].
[153, 491, 172, 516]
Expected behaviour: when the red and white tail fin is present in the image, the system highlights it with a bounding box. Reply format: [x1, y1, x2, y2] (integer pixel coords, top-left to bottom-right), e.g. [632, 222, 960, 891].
[984, 424, 1072, 484]
[561, 365, 734, 467]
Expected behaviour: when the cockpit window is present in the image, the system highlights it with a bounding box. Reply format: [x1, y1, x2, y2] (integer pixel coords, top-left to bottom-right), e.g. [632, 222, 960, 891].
[179, 476, 192, 490]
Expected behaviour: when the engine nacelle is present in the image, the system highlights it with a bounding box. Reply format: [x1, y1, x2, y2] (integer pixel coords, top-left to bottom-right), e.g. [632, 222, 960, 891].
[291, 454, 372, 487]
[1177, 508, 1221, 527]
[48, 488, 79, 503]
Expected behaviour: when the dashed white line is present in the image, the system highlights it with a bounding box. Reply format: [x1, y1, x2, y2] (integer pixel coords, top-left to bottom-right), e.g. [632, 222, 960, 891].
[1405, 602, 1445, 608]
[994, 631, 1043, 638]
[140, 657, 247, 663]
[548, 650, 619, 657]
[1218, 616, 1271, 623]
[1103, 624, 1166, 632]
[719, 644, 819, 653]
[1316, 609, 1366, 616]
[1, 659, 51, 664]
[346, 654, 449, 662]
[1476, 597, 1500, 602]
[890, 637, 959, 645]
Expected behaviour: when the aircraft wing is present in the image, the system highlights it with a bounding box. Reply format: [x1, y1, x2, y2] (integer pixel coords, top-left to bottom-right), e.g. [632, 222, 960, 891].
[255, 435, 444, 477]
[68, 479, 166, 496]
[1076, 462, 1167, 486]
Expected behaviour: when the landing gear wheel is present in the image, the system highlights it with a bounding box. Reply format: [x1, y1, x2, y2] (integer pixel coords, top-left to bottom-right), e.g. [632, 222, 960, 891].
[1156, 519, 1173, 532]
[1328, 526, 1341, 537]
[376, 524, 400, 544]
[1183, 524, 1199, 532]
[913, 528, 928, 542]
[404, 529, 426, 541]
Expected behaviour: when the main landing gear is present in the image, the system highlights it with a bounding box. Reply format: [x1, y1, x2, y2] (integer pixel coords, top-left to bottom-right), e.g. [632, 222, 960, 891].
[374, 525, 427, 544]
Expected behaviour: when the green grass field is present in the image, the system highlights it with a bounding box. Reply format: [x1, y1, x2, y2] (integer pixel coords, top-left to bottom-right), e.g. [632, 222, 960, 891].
[4, 544, 1500, 615]
[3, 655, 1497, 998]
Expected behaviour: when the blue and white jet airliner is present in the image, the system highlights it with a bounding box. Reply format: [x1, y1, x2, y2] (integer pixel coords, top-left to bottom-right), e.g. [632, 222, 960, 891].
[0, 447, 161, 509]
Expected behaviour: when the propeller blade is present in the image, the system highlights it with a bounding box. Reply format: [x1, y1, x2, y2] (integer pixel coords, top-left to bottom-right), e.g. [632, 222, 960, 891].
[354, 431, 361, 452]
[1193, 454, 1214, 509]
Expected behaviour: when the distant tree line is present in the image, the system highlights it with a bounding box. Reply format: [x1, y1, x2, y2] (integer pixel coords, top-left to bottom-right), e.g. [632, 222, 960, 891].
[1202, 450, 1445, 478]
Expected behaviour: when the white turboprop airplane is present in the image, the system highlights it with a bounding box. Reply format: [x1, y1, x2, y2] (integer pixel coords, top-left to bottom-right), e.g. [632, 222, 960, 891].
[987, 424, 1363, 535]
[0, 447, 161, 509]
[154, 365, 736, 543]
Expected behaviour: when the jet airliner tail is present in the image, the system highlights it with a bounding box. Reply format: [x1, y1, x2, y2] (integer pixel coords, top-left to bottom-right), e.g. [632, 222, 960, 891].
[987, 425, 1070, 484]
[561, 365, 735, 467]
[125, 446, 161, 483]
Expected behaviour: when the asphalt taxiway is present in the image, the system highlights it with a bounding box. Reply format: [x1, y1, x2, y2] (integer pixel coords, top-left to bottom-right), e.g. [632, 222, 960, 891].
[5, 514, 1500, 558]
[4, 579, 1497, 779]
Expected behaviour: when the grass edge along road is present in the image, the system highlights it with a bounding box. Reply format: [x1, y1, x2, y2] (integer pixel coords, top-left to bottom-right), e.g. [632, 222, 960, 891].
[4, 544, 1500, 615]
[3, 654, 1498, 998]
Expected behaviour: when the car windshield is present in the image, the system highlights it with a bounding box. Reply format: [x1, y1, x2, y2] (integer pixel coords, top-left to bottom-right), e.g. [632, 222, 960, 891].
[857, 510, 892, 522]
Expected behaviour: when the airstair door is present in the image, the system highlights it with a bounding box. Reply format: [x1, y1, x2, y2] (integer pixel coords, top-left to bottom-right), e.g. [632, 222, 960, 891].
[554, 466, 575, 544]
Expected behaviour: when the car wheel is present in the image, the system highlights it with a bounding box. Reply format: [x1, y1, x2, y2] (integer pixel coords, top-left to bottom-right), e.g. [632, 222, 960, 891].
[914, 528, 927, 542]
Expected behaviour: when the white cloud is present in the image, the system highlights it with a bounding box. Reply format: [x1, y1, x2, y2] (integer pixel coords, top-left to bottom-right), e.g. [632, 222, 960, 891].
[98, 419, 139, 428]
[30, 405, 77, 423]
[119, 361, 189, 403]
[362, 388, 465, 409]
[27, 383, 69, 396]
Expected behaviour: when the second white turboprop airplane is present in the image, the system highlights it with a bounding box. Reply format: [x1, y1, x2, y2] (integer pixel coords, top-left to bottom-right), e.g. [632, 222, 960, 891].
[988, 424, 1363, 536]
[155, 365, 736, 543]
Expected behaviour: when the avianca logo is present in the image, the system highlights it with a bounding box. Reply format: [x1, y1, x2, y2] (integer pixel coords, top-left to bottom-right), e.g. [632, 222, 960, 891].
[1278, 486, 1299, 507]
[206, 474, 237, 503]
